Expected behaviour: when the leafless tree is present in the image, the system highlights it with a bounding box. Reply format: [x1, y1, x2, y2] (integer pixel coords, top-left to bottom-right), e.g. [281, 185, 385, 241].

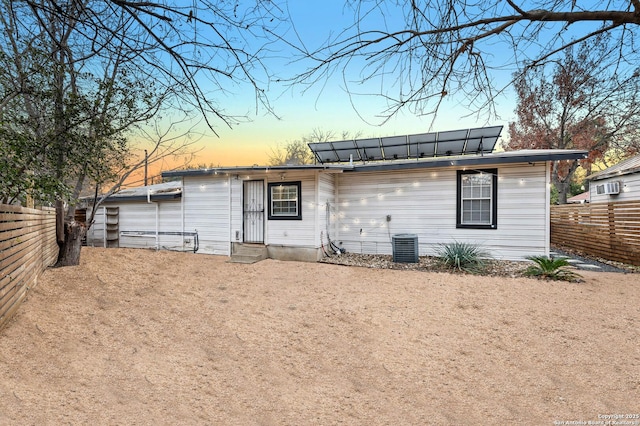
[0, 0, 289, 265]
[286, 1, 640, 125]
[268, 128, 363, 165]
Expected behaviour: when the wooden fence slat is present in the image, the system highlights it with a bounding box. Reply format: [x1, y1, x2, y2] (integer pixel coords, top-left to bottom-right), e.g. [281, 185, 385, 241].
[551, 200, 640, 266]
[0, 204, 58, 332]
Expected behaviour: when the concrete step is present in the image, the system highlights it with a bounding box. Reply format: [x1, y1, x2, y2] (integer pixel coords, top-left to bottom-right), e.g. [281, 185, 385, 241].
[228, 244, 267, 264]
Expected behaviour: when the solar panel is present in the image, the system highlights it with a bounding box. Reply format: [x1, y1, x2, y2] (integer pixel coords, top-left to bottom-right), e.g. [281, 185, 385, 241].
[408, 132, 437, 158]
[434, 129, 469, 156]
[356, 138, 383, 161]
[380, 135, 408, 160]
[466, 126, 502, 153]
[331, 140, 360, 162]
[307, 126, 502, 163]
[308, 142, 338, 163]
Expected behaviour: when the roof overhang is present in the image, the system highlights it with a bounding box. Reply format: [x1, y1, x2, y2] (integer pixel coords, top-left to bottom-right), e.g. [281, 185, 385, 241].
[587, 167, 640, 181]
[346, 149, 589, 172]
[162, 164, 347, 178]
[103, 192, 182, 203]
[84, 181, 182, 204]
[160, 149, 588, 178]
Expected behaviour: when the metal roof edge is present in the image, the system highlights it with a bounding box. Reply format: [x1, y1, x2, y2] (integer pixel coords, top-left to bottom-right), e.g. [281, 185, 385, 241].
[587, 166, 640, 181]
[99, 191, 182, 203]
[586, 155, 640, 181]
[347, 150, 588, 172]
[103, 191, 182, 203]
[161, 164, 349, 178]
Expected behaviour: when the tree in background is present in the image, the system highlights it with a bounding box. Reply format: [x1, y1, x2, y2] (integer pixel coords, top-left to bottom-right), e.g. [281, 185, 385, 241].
[268, 128, 362, 166]
[289, 1, 640, 125]
[0, 0, 287, 265]
[505, 36, 640, 204]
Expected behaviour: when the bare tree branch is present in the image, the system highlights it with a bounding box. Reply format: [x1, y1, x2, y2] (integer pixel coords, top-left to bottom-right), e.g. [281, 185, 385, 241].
[286, 1, 640, 124]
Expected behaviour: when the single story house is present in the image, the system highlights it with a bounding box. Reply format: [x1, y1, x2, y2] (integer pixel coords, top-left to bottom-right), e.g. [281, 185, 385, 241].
[588, 155, 640, 203]
[86, 126, 587, 262]
[567, 191, 590, 204]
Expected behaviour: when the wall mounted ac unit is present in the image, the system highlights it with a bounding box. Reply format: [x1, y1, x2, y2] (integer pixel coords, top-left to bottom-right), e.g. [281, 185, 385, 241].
[595, 181, 620, 195]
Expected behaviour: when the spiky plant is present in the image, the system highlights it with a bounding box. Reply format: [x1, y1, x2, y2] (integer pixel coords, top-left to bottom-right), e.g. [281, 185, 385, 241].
[524, 256, 582, 282]
[435, 241, 490, 273]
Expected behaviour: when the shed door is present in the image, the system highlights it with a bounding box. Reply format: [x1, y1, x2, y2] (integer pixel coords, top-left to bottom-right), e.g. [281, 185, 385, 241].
[243, 180, 264, 243]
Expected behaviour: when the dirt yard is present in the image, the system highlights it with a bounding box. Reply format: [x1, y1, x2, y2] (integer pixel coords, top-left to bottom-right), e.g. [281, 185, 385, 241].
[1, 247, 638, 425]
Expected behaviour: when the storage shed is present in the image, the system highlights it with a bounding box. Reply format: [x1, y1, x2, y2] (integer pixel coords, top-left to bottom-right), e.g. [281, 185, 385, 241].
[84, 181, 195, 251]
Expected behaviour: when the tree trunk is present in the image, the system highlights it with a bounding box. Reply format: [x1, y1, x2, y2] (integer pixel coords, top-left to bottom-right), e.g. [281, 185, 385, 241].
[55, 220, 86, 267]
[557, 181, 570, 204]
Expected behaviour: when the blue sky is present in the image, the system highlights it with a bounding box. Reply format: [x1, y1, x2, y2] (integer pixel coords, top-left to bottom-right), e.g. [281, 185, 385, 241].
[164, 1, 523, 169]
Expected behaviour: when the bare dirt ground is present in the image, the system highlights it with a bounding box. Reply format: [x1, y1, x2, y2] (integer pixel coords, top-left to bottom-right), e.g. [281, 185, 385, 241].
[1, 247, 638, 425]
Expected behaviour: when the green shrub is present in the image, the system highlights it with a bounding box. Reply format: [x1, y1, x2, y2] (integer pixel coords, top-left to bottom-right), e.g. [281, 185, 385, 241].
[435, 241, 490, 273]
[524, 256, 582, 282]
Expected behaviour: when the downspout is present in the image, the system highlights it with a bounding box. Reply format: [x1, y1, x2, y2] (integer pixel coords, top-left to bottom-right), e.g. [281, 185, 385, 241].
[102, 206, 107, 248]
[314, 171, 320, 258]
[228, 174, 232, 256]
[181, 177, 185, 250]
[147, 188, 159, 250]
[155, 202, 159, 251]
[545, 162, 551, 257]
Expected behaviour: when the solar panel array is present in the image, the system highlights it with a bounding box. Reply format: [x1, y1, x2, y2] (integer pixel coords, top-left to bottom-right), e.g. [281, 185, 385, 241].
[307, 126, 503, 164]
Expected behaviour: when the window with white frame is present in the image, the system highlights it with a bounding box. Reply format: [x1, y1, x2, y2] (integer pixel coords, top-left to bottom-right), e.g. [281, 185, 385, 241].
[268, 181, 302, 220]
[456, 169, 497, 229]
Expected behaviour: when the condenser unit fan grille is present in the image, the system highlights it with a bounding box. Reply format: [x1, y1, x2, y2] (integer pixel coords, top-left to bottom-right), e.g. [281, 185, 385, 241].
[392, 234, 419, 263]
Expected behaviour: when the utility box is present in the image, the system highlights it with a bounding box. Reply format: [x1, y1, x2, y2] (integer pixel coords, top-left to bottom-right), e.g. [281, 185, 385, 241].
[392, 234, 419, 263]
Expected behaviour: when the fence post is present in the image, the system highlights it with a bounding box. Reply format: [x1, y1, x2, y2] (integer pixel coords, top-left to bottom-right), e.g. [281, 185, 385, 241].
[607, 202, 616, 252]
[55, 200, 64, 245]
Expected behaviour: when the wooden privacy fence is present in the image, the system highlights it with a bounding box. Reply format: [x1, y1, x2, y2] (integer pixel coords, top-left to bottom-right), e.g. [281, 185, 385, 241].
[551, 200, 640, 266]
[0, 204, 59, 331]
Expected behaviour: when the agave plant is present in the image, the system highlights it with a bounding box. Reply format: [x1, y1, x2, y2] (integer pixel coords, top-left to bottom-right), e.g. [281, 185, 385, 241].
[524, 256, 582, 282]
[435, 241, 490, 273]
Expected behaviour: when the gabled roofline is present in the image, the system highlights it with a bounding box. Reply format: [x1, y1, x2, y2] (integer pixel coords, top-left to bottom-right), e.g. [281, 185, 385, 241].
[587, 155, 640, 181]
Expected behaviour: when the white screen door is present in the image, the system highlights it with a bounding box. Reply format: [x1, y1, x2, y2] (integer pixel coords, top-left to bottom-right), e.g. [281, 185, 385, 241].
[243, 180, 264, 243]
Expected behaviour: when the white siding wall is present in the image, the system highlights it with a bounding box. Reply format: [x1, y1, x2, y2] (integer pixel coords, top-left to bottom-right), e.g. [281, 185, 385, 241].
[182, 171, 325, 255]
[264, 171, 318, 248]
[317, 172, 337, 250]
[230, 178, 243, 243]
[86, 207, 106, 246]
[85, 200, 183, 249]
[182, 175, 231, 255]
[590, 174, 640, 203]
[333, 163, 550, 261]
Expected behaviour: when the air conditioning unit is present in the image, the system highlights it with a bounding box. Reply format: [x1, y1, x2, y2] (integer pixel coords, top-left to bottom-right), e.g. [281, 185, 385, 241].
[392, 234, 419, 263]
[595, 181, 620, 195]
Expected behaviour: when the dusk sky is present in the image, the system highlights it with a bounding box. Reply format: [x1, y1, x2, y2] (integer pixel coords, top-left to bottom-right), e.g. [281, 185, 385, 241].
[150, 1, 519, 176]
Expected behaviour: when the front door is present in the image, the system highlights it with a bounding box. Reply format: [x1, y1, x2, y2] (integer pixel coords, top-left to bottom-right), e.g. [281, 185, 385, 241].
[243, 180, 264, 243]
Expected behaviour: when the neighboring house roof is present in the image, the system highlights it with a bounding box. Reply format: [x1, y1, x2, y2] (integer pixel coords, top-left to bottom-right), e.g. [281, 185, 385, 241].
[98, 181, 182, 203]
[161, 149, 588, 178]
[587, 155, 640, 181]
[567, 191, 590, 203]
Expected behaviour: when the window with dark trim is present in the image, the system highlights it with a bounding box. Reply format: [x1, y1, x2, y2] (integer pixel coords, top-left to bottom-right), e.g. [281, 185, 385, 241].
[456, 169, 497, 229]
[268, 181, 302, 220]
